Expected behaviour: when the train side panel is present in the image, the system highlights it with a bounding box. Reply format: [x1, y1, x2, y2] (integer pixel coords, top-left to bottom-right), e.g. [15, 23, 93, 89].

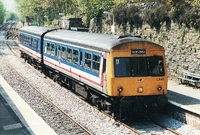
[18, 32, 42, 62]
[43, 39, 106, 92]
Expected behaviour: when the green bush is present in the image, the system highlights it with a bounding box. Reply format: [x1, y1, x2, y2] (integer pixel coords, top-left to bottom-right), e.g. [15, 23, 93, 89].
[112, 2, 199, 33]
[114, 4, 143, 32]
[127, 4, 143, 31]
[144, 5, 171, 32]
[114, 4, 128, 26]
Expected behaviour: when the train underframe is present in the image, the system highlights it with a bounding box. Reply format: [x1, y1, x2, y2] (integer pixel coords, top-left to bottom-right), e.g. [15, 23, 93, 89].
[20, 51, 168, 120]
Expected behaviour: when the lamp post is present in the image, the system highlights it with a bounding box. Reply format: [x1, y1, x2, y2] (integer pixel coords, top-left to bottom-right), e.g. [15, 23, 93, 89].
[59, 13, 64, 17]
[58, 13, 64, 28]
[103, 11, 115, 35]
[44, 15, 49, 27]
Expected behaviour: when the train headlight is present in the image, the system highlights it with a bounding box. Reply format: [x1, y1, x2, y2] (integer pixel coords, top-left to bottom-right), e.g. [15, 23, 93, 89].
[157, 85, 162, 91]
[138, 87, 143, 93]
[117, 86, 123, 92]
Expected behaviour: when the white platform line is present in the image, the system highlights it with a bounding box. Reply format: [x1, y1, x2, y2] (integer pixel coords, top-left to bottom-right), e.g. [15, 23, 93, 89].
[3, 123, 23, 130]
[168, 100, 200, 115]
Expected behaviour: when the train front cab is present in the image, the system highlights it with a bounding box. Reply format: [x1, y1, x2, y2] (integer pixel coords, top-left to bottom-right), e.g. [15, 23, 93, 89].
[106, 41, 168, 112]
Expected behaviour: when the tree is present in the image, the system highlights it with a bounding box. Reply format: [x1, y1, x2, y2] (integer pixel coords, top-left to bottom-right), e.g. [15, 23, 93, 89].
[0, 1, 6, 24]
[10, 13, 19, 20]
[191, 0, 200, 6]
[14, 0, 200, 32]
[75, 0, 114, 25]
[14, 0, 78, 26]
[14, 0, 114, 26]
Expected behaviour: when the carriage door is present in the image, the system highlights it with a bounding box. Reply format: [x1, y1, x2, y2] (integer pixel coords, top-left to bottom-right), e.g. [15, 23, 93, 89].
[34, 38, 40, 61]
[102, 52, 108, 94]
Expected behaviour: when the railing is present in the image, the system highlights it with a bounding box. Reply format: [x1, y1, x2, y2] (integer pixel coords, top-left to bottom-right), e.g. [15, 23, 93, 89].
[178, 70, 200, 88]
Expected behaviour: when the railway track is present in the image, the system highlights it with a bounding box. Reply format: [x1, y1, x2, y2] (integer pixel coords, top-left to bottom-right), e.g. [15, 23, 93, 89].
[0, 39, 92, 135]
[8, 49, 93, 135]
[153, 121, 181, 135]
[149, 113, 182, 135]
[0, 36, 138, 134]
[0, 20, 22, 41]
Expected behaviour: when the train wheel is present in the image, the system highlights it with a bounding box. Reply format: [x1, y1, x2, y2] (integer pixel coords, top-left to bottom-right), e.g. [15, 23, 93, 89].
[57, 77, 63, 86]
[97, 101, 102, 110]
[119, 108, 127, 121]
[91, 95, 101, 110]
[112, 111, 120, 120]
[66, 81, 72, 90]
[43, 69, 49, 77]
[112, 106, 127, 121]
[52, 75, 56, 82]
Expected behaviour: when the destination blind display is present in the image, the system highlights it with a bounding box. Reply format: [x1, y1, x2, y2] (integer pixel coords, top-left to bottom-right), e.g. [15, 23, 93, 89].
[131, 49, 146, 54]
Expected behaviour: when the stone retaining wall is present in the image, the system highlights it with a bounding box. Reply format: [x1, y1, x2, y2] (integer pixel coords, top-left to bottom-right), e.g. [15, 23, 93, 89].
[90, 19, 200, 80]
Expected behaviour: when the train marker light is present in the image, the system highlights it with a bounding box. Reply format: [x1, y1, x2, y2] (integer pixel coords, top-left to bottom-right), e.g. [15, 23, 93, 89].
[157, 85, 162, 91]
[117, 86, 123, 92]
[138, 87, 143, 93]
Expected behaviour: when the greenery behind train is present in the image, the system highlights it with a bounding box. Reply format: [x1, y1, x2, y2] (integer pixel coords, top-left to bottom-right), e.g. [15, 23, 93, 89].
[0, 0, 200, 33]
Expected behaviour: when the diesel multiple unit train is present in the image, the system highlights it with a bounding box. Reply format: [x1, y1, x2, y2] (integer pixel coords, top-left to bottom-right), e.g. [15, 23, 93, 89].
[18, 26, 168, 119]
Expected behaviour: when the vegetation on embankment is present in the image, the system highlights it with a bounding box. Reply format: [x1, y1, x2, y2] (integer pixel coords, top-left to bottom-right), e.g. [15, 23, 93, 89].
[14, 0, 200, 32]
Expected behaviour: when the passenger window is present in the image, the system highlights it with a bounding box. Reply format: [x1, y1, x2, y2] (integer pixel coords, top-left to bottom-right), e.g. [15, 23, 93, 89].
[73, 49, 79, 65]
[92, 54, 100, 73]
[54, 44, 57, 57]
[19, 34, 22, 43]
[61, 46, 67, 60]
[47, 43, 51, 55]
[28, 37, 31, 46]
[51, 43, 55, 56]
[67, 48, 72, 62]
[32, 39, 38, 49]
[57, 45, 61, 58]
[84, 52, 91, 69]
[26, 37, 28, 46]
[24, 36, 27, 45]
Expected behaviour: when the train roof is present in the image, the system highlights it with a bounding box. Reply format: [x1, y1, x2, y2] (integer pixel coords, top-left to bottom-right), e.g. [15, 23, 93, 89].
[19, 26, 52, 36]
[20, 26, 157, 52]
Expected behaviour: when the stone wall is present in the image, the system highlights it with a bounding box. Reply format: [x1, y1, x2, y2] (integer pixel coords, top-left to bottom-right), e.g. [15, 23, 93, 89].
[90, 19, 200, 80]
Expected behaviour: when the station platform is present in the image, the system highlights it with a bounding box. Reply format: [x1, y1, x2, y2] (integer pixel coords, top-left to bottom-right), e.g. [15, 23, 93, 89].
[0, 75, 57, 135]
[167, 80, 200, 115]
